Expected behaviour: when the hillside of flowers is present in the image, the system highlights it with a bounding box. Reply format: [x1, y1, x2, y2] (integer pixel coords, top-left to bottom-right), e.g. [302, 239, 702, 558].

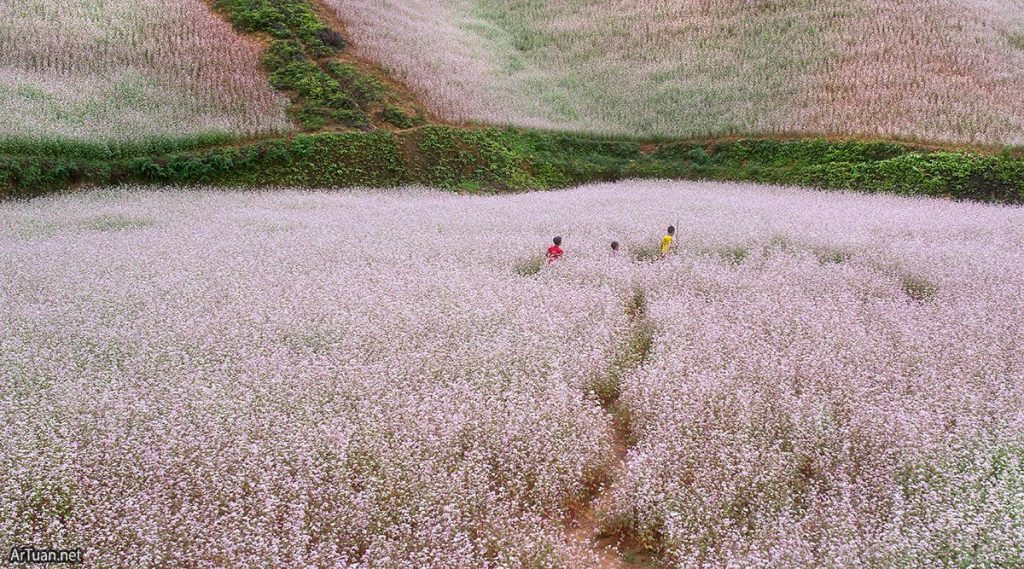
[329, 0, 1024, 144]
[2, 182, 1022, 567]
[0, 0, 292, 142]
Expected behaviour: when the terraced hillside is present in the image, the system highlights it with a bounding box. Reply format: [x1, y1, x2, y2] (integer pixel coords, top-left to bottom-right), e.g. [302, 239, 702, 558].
[328, 0, 1024, 144]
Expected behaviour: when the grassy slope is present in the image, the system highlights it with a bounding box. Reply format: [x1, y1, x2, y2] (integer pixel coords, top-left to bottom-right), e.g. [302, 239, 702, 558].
[2, 0, 1024, 202]
[327, 0, 1024, 145]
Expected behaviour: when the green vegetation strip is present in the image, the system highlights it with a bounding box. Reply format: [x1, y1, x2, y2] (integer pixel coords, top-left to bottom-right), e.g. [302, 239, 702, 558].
[213, 0, 424, 130]
[3, 127, 1024, 202]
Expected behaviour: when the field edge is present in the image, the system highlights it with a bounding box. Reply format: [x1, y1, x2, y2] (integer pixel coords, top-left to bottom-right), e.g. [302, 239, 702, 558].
[3, 127, 1024, 203]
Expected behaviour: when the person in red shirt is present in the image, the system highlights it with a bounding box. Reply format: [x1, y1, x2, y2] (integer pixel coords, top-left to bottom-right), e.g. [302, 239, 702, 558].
[546, 236, 563, 263]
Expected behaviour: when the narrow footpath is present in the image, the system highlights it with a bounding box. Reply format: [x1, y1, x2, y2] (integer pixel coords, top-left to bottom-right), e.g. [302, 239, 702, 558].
[564, 289, 659, 569]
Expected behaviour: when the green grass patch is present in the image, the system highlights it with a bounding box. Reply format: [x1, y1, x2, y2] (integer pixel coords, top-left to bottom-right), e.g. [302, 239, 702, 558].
[1007, 32, 1024, 51]
[815, 246, 852, 265]
[592, 288, 654, 405]
[630, 243, 662, 262]
[718, 245, 751, 265]
[82, 214, 153, 232]
[901, 274, 939, 302]
[512, 256, 545, 276]
[0, 133, 238, 160]
[625, 288, 648, 319]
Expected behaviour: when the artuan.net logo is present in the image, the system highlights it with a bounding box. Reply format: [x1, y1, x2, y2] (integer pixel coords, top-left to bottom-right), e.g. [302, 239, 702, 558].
[7, 546, 83, 565]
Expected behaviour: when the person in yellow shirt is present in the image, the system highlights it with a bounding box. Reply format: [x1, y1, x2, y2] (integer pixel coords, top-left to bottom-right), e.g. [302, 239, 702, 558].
[660, 225, 676, 256]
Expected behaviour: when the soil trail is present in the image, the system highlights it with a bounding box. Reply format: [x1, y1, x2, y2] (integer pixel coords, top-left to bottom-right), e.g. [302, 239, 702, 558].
[564, 290, 659, 569]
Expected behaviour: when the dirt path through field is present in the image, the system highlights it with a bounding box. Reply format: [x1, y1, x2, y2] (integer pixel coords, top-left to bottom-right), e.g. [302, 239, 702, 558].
[563, 289, 659, 569]
[563, 422, 655, 568]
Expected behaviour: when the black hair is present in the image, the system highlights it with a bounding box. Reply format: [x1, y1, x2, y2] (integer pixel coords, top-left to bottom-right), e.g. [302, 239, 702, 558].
[553, 236, 562, 246]
[667, 225, 676, 235]
[610, 241, 619, 250]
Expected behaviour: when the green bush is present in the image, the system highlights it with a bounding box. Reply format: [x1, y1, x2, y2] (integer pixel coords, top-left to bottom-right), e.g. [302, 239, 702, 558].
[316, 28, 346, 50]
[263, 40, 305, 70]
[215, 0, 332, 49]
[270, 62, 359, 110]
[328, 62, 386, 104]
[797, 152, 1024, 201]
[327, 109, 369, 129]
[295, 109, 328, 130]
[379, 106, 418, 129]
[687, 147, 713, 165]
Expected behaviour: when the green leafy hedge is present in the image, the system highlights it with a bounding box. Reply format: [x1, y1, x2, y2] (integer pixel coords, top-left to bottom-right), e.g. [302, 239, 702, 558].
[215, 0, 333, 54]
[799, 153, 1024, 201]
[3, 128, 1024, 202]
[0, 134, 238, 161]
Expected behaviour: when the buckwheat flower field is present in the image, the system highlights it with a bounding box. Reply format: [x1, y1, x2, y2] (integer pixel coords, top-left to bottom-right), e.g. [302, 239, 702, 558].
[0, 0, 292, 141]
[329, 0, 1024, 144]
[2, 182, 1023, 567]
